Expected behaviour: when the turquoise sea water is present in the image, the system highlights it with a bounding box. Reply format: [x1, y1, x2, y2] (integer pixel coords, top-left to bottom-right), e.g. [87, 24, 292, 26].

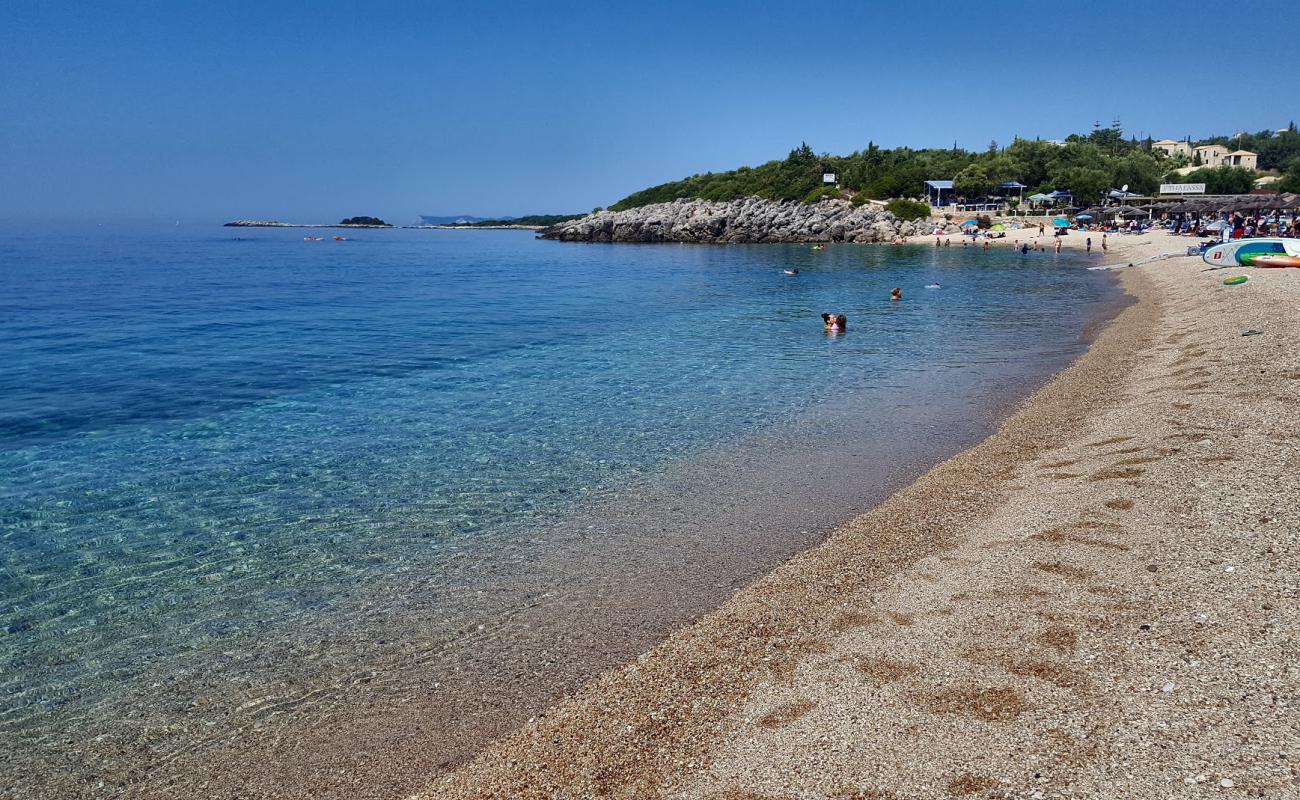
[0, 224, 1113, 797]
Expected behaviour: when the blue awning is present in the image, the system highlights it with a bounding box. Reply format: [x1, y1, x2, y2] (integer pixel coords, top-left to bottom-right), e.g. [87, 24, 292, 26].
[1000, 181, 1027, 189]
[925, 180, 954, 190]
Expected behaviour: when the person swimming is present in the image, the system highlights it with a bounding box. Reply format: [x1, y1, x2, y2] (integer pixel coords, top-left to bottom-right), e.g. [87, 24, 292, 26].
[925, 282, 941, 289]
[890, 287, 902, 301]
[821, 312, 847, 332]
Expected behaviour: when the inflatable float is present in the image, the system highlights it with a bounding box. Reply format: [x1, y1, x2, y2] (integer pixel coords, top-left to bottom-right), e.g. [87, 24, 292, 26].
[1202, 237, 1300, 267]
[1222, 275, 1249, 285]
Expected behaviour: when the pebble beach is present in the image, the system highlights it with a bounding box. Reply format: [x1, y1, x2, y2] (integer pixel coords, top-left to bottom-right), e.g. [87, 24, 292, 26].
[421, 229, 1300, 798]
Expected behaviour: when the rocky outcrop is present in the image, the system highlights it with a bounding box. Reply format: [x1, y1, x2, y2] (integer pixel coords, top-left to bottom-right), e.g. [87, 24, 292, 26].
[538, 198, 950, 244]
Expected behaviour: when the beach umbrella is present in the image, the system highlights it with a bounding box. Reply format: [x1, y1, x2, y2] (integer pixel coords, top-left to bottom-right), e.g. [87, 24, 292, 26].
[1051, 218, 1070, 227]
[990, 223, 1007, 230]
[961, 220, 979, 226]
[1120, 209, 1148, 219]
[1203, 220, 1229, 231]
[1075, 214, 1093, 221]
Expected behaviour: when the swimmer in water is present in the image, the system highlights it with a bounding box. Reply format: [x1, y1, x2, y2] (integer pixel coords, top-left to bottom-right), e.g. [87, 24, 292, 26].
[925, 282, 941, 289]
[890, 287, 902, 301]
[821, 312, 846, 332]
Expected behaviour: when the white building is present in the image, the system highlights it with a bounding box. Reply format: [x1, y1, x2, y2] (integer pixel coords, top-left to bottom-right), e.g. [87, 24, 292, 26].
[1152, 139, 1191, 158]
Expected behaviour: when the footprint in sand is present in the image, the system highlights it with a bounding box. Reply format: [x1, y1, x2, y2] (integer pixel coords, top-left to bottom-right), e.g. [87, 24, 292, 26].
[755, 699, 816, 729]
[912, 686, 1030, 721]
[1088, 467, 1145, 481]
[1087, 436, 1134, 447]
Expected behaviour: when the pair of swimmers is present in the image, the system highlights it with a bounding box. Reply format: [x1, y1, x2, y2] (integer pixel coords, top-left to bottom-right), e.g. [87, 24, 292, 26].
[821, 313, 847, 332]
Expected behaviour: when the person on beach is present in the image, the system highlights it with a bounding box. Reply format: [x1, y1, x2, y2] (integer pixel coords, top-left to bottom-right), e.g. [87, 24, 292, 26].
[1055, 238, 1062, 253]
[1038, 222, 1045, 237]
[1086, 237, 1092, 253]
[821, 313, 846, 332]
[890, 288, 902, 301]
[1102, 233, 1108, 252]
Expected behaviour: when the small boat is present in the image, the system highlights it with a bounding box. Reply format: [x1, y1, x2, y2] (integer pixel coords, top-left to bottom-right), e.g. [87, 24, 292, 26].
[332, 236, 347, 241]
[783, 269, 799, 276]
[811, 244, 825, 251]
[304, 236, 323, 241]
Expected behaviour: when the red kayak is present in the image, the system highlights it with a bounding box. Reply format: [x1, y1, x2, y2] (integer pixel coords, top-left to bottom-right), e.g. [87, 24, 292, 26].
[1252, 255, 1300, 268]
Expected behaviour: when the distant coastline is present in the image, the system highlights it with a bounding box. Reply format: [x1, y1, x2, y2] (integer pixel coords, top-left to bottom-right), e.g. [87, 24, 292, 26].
[221, 221, 545, 231]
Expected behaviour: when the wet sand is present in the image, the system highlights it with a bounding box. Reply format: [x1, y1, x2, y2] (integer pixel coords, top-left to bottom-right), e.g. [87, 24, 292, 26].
[421, 231, 1300, 798]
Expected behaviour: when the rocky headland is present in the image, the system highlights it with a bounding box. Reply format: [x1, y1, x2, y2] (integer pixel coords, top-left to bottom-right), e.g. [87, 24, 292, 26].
[538, 197, 951, 244]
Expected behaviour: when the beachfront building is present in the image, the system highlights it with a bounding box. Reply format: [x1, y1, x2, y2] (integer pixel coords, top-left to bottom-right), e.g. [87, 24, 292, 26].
[1152, 139, 1191, 158]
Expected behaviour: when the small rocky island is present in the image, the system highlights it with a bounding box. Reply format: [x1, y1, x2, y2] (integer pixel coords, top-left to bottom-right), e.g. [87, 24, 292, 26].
[224, 216, 391, 228]
[538, 197, 950, 244]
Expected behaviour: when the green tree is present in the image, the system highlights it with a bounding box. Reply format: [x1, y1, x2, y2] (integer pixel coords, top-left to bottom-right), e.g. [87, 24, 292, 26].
[953, 164, 995, 197]
[1278, 157, 1300, 193]
[1168, 167, 1255, 195]
[1051, 167, 1111, 204]
[1005, 138, 1059, 189]
[1109, 152, 1163, 195]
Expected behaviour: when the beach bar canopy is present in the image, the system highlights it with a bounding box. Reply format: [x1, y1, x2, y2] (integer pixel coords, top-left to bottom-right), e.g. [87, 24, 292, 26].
[999, 181, 1026, 202]
[925, 180, 954, 206]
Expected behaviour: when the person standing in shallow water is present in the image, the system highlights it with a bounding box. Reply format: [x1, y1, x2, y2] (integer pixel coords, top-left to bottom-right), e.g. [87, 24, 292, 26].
[890, 287, 902, 301]
[1086, 237, 1092, 253]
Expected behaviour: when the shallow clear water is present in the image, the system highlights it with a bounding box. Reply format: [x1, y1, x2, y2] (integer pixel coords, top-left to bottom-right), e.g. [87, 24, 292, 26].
[0, 224, 1113, 796]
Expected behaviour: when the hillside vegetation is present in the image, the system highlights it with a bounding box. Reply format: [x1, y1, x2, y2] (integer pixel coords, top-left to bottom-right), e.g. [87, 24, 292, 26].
[609, 123, 1300, 211]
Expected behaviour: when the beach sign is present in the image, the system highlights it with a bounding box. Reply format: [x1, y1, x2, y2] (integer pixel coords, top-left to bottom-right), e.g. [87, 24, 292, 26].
[1160, 183, 1206, 195]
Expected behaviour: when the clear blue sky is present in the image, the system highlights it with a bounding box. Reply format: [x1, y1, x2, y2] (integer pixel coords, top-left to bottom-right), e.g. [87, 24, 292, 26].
[2, 1, 1294, 222]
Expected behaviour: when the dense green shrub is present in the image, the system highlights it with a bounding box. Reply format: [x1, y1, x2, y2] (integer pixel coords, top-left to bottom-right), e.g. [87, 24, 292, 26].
[339, 216, 388, 226]
[802, 186, 840, 204]
[885, 199, 931, 222]
[1164, 166, 1256, 195]
[850, 192, 872, 207]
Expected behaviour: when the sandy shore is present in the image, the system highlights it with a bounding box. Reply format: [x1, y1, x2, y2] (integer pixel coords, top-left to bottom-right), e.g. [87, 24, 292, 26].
[419, 230, 1300, 798]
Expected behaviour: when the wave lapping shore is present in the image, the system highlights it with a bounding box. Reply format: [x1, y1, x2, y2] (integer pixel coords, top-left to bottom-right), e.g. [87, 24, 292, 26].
[422, 236, 1300, 798]
[538, 197, 937, 243]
